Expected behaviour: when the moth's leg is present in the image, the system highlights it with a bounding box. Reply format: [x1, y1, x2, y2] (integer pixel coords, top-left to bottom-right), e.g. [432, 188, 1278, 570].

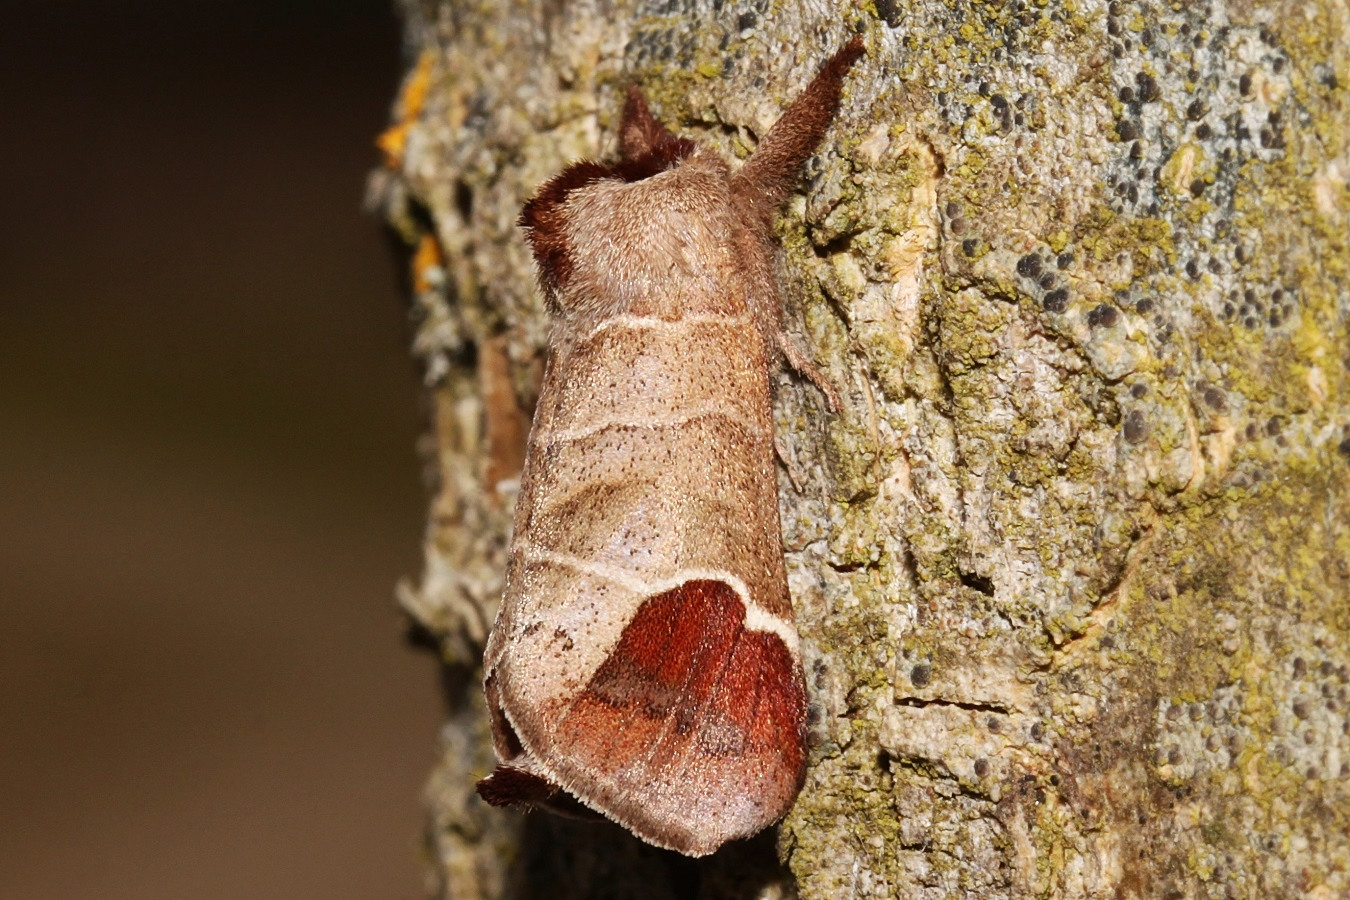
[778, 331, 841, 414]
[773, 431, 805, 494]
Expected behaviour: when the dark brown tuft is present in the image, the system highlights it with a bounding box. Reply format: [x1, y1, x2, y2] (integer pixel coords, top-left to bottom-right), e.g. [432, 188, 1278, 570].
[613, 136, 696, 182]
[519, 94, 697, 295]
[619, 86, 674, 160]
[731, 35, 865, 226]
[619, 86, 698, 172]
[476, 765, 561, 808]
[519, 161, 614, 293]
[476, 765, 602, 820]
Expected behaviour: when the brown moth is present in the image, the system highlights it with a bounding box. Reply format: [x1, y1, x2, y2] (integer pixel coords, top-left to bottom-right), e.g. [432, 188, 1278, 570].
[477, 37, 864, 857]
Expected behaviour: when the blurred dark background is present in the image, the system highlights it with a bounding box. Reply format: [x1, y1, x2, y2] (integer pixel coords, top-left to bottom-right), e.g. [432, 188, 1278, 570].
[0, 2, 443, 897]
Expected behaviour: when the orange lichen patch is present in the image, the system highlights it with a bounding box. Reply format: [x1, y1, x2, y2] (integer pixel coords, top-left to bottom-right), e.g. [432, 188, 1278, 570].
[376, 49, 435, 169]
[411, 233, 445, 294]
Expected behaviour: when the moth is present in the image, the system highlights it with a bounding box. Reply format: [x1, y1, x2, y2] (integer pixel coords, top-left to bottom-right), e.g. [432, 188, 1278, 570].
[477, 37, 864, 857]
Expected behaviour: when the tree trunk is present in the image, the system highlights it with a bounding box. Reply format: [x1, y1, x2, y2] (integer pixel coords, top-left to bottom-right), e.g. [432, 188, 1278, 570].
[373, 1, 1350, 896]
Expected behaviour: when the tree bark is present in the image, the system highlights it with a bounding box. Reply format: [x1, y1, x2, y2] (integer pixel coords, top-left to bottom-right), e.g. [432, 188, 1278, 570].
[373, 1, 1350, 896]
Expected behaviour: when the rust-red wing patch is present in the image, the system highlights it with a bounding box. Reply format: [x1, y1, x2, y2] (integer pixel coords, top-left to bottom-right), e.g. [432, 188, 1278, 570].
[574, 580, 804, 747]
[552, 580, 807, 845]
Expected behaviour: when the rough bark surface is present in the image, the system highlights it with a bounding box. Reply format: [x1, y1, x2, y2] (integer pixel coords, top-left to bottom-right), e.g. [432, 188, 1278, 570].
[372, 1, 1350, 897]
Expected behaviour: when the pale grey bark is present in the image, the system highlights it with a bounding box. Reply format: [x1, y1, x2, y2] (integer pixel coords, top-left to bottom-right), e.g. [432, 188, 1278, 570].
[374, 1, 1350, 896]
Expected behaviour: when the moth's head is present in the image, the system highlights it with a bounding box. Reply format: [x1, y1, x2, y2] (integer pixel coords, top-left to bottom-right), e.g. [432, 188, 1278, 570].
[518, 133, 696, 304]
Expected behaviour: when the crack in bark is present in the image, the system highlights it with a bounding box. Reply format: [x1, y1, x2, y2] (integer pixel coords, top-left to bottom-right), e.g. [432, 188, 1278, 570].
[894, 696, 1014, 715]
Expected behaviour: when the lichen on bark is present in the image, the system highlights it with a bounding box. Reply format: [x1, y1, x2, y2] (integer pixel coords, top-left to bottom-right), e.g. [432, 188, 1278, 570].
[373, 0, 1349, 896]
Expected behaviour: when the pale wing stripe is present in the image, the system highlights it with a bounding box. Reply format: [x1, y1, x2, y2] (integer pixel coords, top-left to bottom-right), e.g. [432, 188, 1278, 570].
[537, 404, 770, 448]
[518, 542, 799, 654]
[741, 603, 800, 654]
[581, 312, 755, 343]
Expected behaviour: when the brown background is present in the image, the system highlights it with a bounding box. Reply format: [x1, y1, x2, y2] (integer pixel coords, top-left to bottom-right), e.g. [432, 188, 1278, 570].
[0, 3, 443, 897]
